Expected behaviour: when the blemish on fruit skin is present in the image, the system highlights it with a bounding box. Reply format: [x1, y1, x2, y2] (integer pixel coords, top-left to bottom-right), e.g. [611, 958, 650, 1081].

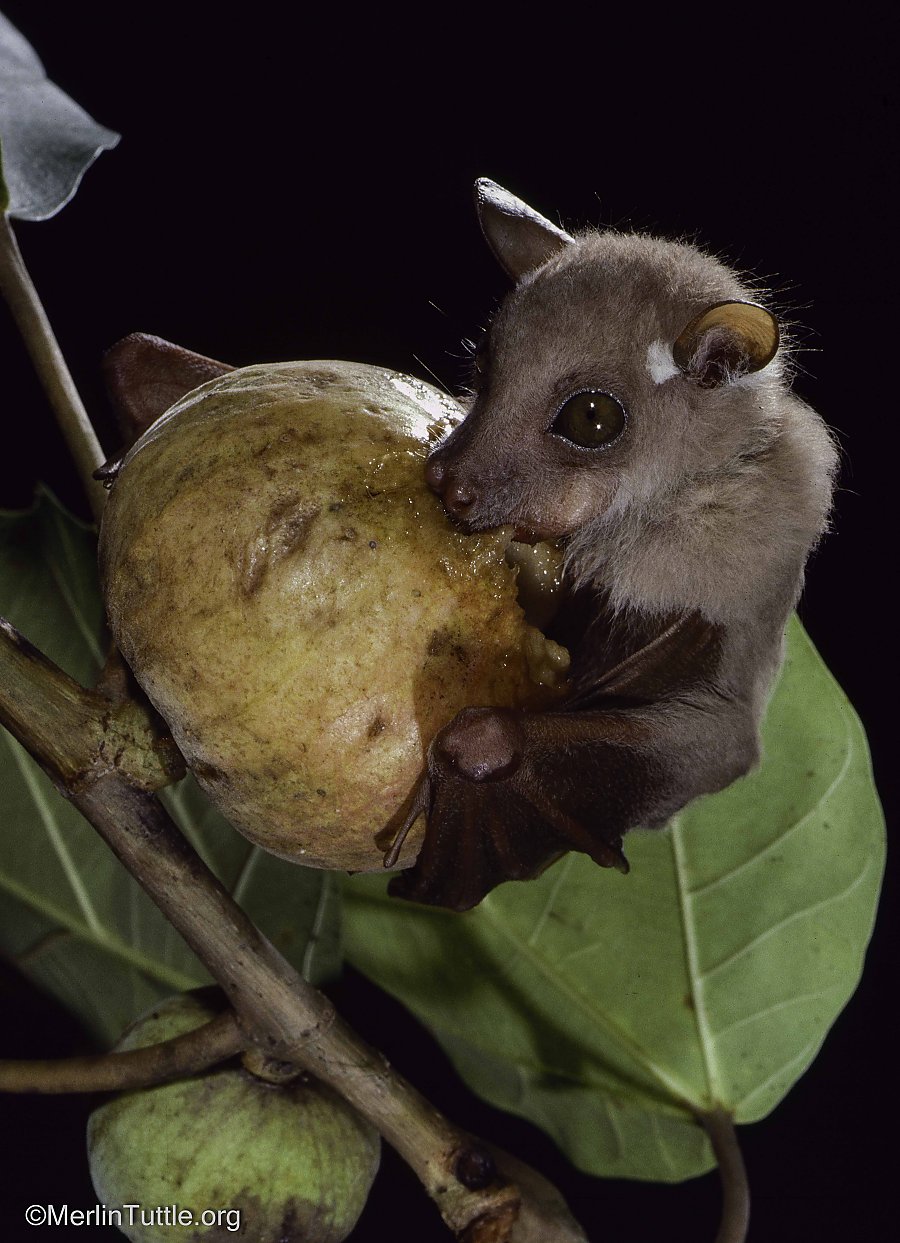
[301, 369, 342, 390]
[367, 716, 387, 738]
[239, 500, 321, 596]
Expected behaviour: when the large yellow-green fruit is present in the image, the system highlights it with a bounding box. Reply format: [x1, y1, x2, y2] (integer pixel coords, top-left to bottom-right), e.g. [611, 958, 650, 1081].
[87, 993, 380, 1243]
[99, 362, 567, 871]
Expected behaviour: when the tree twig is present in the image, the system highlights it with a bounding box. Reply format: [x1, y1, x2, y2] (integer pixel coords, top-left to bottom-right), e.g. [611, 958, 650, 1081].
[0, 618, 591, 1242]
[0, 1012, 243, 1094]
[0, 214, 106, 522]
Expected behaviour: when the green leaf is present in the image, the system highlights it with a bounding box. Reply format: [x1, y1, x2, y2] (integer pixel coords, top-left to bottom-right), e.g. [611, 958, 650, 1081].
[0, 13, 119, 221]
[0, 489, 341, 1045]
[344, 618, 885, 1182]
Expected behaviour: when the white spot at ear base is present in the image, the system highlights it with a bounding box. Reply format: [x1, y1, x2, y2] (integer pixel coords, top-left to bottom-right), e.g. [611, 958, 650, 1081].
[647, 339, 680, 384]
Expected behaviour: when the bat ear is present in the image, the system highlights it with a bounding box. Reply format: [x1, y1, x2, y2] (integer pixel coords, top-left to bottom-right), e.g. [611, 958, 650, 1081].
[672, 301, 779, 388]
[474, 178, 574, 282]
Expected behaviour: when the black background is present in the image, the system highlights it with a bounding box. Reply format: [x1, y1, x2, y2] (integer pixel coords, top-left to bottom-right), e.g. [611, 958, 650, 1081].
[0, 4, 896, 1241]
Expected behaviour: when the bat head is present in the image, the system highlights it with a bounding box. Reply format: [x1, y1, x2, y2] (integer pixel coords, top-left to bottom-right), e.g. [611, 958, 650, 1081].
[427, 179, 783, 545]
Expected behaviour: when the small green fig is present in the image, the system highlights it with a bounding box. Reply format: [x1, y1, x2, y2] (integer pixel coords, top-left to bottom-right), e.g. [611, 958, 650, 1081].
[99, 361, 568, 872]
[87, 993, 380, 1243]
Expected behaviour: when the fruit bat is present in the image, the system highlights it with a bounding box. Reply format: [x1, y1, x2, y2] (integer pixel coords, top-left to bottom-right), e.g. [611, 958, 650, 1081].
[99, 179, 837, 914]
[385, 179, 837, 910]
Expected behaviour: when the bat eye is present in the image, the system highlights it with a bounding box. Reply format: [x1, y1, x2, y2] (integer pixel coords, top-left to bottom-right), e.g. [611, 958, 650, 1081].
[551, 390, 626, 448]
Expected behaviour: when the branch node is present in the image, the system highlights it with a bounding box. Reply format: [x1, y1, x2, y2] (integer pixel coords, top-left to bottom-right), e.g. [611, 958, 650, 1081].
[241, 1048, 304, 1085]
[454, 1145, 499, 1192]
[459, 1201, 519, 1243]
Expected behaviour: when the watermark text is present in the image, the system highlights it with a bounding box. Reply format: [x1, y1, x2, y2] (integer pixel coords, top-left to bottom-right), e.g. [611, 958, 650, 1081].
[25, 1203, 241, 1231]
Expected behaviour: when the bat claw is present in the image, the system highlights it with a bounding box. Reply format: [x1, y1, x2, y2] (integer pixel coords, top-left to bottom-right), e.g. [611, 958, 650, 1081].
[596, 837, 630, 874]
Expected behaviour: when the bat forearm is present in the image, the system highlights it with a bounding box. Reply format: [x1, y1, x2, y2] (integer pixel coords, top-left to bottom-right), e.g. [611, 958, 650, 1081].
[528, 702, 754, 829]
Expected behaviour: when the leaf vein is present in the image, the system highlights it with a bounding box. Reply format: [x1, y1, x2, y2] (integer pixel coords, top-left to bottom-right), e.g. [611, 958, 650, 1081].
[478, 896, 698, 1108]
[670, 814, 721, 1106]
[44, 514, 104, 667]
[527, 853, 576, 948]
[687, 728, 855, 900]
[437, 1024, 689, 1113]
[710, 987, 840, 1041]
[700, 861, 873, 982]
[0, 871, 201, 992]
[230, 845, 263, 905]
[3, 731, 104, 936]
[302, 873, 335, 982]
[161, 781, 216, 866]
[733, 1035, 822, 1114]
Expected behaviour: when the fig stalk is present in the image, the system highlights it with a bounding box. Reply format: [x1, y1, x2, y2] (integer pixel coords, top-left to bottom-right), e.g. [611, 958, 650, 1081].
[0, 1011, 243, 1094]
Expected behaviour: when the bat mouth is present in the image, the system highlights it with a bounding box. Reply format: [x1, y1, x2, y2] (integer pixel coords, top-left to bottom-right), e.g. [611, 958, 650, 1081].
[505, 538, 565, 631]
[438, 507, 566, 628]
[511, 522, 564, 544]
[441, 505, 559, 546]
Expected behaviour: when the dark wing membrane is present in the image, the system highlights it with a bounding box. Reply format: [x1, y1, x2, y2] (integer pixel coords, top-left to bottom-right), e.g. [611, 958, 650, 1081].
[562, 599, 725, 709]
[388, 758, 568, 912]
[103, 334, 234, 445]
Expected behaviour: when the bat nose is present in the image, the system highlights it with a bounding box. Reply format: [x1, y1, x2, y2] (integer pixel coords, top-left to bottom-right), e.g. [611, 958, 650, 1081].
[443, 481, 476, 516]
[425, 457, 477, 518]
[424, 456, 446, 493]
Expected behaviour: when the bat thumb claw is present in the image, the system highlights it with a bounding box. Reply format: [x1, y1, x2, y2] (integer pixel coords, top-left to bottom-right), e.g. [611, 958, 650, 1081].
[591, 838, 630, 874]
[380, 776, 430, 869]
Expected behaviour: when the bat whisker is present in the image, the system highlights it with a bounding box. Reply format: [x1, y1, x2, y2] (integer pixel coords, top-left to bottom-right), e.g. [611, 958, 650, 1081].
[412, 354, 453, 396]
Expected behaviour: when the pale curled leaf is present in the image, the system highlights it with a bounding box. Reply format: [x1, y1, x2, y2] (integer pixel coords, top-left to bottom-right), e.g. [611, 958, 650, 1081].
[344, 618, 885, 1182]
[0, 12, 119, 220]
[0, 489, 341, 1045]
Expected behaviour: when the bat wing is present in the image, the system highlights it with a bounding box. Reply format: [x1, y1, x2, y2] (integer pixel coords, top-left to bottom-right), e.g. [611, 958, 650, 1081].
[95, 334, 235, 483]
[387, 763, 571, 911]
[387, 602, 727, 911]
